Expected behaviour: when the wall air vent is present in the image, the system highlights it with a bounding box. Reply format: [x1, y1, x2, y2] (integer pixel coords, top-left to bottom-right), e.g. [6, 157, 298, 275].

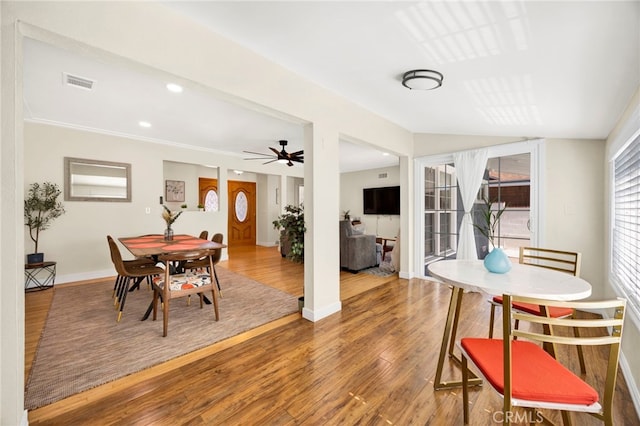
[378, 172, 388, 179]
[63, 73, 95, 90]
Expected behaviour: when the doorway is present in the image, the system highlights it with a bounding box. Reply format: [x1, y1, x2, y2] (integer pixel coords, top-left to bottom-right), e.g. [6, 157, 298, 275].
[228, 180, 257, 246]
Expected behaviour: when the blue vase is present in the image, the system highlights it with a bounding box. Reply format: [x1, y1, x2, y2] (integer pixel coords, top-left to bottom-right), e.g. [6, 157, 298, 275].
[483, 247, 512, 274]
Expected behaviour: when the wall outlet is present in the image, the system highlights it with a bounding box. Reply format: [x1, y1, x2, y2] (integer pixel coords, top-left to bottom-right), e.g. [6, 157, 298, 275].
[145, 207, 151, 214]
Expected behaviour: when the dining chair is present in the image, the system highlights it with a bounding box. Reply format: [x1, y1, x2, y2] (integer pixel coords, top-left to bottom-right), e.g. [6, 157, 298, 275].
[488, 246, 586, 374]
[198, 230, 209, 240]
[184, 233, 224, 296]
[461, 295, 626, 425]
[106, 236, 164, 322]
[152, 249, 219, 337]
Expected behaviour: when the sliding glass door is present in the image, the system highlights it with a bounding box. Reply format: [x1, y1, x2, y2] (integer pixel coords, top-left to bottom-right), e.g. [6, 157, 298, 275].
[416, 140, 543, 277]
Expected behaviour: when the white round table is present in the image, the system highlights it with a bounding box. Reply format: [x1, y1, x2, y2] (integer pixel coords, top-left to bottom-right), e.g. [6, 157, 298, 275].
[427, 259, 592, 390]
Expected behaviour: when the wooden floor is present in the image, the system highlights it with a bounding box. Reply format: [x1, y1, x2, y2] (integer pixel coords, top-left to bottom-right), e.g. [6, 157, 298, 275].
[25, 246, 638, 425]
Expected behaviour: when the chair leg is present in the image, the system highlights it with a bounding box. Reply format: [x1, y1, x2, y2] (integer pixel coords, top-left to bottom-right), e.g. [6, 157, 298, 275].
[462, 354, 470, 424]
[213, 265, 222, 297]
[573, 325, 587, 374]
[117, 277, 132, 322]
[560, 410, 573, 426]
[489, 303, 496, 338]
[211, 287, 219, 321]
[162, 298, 169, 337]
[152, 287, 159, 321]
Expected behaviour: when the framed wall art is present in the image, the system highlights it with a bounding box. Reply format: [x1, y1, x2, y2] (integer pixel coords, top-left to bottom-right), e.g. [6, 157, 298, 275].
[165, 180, 185, 202]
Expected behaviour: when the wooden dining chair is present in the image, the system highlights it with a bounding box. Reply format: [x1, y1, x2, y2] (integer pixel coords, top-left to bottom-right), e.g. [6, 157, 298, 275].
[198, 230, 208, 240]
[488, 246, 586, 374]
[184, 233, 224, 296]
[461, 295, 626, 425]
[152, 249, 219, 337]
[106, 235, 164, 322]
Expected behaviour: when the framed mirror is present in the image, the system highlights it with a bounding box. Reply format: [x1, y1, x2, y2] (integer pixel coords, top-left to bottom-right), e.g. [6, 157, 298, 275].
[64, 157, 131, 202]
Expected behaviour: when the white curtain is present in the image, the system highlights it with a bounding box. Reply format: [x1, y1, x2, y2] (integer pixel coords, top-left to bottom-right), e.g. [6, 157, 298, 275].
[453, 148, 489, 260]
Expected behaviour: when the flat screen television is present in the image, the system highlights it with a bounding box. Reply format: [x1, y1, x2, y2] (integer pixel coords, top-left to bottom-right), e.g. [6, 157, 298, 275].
[363, 186, 400, 215]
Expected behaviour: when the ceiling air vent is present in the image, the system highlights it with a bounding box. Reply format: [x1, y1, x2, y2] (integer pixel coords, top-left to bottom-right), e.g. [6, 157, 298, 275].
[63, 73, 95, 91]
[378, 172, 388, 179]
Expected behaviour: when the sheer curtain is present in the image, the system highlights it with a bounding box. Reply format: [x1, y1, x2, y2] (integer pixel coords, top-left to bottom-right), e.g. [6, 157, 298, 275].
[453, 148, 488, 260]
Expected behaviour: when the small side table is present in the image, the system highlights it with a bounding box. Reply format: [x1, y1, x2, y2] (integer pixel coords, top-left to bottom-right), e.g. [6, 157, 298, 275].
[24, 261, 56, 291]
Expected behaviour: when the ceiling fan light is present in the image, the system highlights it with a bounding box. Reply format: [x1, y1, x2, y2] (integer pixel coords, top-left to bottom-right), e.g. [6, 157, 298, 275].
[277, 158, 289, 164]
[402, 69, 443, 90]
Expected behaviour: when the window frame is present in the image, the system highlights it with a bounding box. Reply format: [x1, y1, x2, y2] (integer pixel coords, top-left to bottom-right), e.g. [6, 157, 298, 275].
[608, 102, 640, 325]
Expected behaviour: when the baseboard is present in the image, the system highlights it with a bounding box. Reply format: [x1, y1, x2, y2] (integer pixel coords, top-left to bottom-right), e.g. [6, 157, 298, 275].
[619, 351, 640, 422]
[302, 301, 342, 322]
[256, 241, 278, 247]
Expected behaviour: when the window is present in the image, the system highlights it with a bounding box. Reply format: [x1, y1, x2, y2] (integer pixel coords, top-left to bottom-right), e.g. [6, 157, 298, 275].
[612, 133, 640, 313]
[424, 164, 458, 263]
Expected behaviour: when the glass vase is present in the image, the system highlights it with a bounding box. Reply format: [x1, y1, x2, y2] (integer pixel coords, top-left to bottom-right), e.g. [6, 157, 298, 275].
[164, 226, 174, 241]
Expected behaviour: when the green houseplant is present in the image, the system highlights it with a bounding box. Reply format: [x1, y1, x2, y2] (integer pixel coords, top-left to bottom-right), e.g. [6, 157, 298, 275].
[273, 204, 306, 263]
[474, 195, 511, 273]
[24, 182, 65, 264]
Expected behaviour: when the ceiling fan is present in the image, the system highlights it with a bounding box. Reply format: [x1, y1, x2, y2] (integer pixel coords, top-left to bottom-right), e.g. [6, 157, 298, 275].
[243, 140, 304, 167]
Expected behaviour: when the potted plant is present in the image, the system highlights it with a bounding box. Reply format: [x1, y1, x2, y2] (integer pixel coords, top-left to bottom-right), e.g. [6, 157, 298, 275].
[181, 203, 188, 209]
[197, 203, 205, 211]
[24, 182, 65, 265]
[342, 210, 350, 221]
[474, 195, 511, 273]
[273, 204, 305, 263]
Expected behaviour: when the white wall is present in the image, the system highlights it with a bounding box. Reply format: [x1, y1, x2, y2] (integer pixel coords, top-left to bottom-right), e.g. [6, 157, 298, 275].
[340, 166, 401, 238]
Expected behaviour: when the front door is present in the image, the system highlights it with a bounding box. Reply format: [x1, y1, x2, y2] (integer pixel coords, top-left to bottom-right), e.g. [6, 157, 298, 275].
[228, 180, 256, 246]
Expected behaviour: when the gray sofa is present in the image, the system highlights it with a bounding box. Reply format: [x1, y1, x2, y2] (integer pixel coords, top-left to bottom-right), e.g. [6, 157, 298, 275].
[339, 220, 378, 272]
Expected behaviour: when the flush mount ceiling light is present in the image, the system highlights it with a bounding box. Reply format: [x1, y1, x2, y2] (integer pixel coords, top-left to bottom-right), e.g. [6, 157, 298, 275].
[138, 121, 152, 128]
[402, 69, 444, 90]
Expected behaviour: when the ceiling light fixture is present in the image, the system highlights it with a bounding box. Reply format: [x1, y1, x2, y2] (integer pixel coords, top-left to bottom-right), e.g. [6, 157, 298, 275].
[166, 83, 183, 93]
[402, 69, 444, 90]
[138, 121, 152, 128]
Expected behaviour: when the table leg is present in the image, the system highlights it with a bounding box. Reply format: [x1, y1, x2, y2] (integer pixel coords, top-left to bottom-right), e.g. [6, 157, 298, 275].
[433, 286, 482, 390]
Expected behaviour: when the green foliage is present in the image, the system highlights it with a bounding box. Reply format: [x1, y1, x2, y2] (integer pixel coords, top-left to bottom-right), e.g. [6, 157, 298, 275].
[24, 182, 65, 253]
[342, 210, 350, 220]
[273, 204, 306, 263]
[473, 195, 507, 249]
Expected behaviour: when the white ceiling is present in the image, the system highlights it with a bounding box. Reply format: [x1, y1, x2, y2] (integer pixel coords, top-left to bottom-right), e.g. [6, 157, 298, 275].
[23, 1, 639, 173]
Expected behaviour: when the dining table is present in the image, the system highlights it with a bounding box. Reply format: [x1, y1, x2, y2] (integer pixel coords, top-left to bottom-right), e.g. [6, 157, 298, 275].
[427, 259, 592, 391]
[119, 233, 227, 320]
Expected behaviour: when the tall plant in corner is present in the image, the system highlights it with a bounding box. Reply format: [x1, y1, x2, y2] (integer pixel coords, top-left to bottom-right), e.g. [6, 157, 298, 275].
[273, 204, 306, 263]
[24, 182, 65, 263]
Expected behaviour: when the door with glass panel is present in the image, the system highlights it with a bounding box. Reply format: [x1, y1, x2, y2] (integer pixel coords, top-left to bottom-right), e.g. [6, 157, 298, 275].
[422, 152, 532, 274]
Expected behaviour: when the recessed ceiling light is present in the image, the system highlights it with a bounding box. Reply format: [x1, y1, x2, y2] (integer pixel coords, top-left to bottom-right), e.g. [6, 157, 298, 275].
[166, 83, 183, 93]
[138, 121, 152, 128]
[382, 152, 390, 156]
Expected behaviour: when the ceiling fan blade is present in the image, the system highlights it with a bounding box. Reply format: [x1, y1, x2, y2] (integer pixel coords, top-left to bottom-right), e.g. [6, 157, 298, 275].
[244, 157, 275, 160]
[291, 157, 304, 163]
[262, 159, 278, 165]
[243, 150, 274, 157]
[287, 160, 294, 167]
[290, 150, 304, 156]
[269, 147, 281, 156]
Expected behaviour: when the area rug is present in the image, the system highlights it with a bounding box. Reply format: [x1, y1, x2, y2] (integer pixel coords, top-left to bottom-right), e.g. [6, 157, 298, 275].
[25, 267, 299, 410]
[361, 264, 397, 278]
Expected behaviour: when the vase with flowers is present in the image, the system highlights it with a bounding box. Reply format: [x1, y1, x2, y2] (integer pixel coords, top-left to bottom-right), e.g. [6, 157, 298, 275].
[474, 195, 511, 274]
[162, 205, 182, 241]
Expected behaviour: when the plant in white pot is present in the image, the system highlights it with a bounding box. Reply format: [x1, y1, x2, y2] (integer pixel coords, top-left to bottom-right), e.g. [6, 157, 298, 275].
[474, 195, 511, 273]
[24, 182, 65, 265]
